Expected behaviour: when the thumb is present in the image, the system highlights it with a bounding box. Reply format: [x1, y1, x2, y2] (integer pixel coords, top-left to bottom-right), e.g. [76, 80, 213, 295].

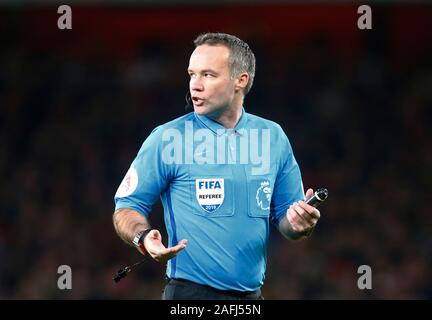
[148, 229, 162, 241]
[305, 188, 314, 201]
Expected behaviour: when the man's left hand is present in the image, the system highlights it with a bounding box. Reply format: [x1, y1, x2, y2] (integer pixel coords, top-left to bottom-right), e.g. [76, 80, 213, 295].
[286, 188, 321, 235]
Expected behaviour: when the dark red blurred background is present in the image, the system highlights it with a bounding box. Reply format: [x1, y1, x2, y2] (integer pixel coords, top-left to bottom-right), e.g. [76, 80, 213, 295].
[1, 3, 431, 299]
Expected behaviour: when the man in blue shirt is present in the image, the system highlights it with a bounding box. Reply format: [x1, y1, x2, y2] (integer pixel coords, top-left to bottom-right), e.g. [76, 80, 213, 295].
[113, 33, 321, 300]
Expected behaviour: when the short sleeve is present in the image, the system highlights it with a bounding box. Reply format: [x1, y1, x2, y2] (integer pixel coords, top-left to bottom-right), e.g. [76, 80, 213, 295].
[270, 128, 305, 227]
[114, 126, 172, 217]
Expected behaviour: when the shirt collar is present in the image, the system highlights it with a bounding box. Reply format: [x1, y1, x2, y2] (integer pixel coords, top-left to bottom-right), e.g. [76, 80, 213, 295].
[194, 107, 249, 136]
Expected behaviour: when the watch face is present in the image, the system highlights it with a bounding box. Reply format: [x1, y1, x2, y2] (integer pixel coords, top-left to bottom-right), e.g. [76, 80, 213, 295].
[133, 229, 151, 247]
[133, 231, 144, 246]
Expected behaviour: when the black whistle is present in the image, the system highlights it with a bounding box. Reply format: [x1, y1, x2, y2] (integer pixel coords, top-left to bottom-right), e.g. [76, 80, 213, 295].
[113, 267, 131, 283]
[113, 259, 146, 283]
[305, 188, 328, 208]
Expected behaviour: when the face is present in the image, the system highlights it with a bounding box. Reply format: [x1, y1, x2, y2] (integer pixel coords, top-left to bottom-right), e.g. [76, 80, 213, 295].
[188, 44, 236, 117]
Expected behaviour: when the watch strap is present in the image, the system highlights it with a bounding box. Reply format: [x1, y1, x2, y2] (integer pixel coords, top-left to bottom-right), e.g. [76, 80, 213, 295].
[133, 228, 152, 255]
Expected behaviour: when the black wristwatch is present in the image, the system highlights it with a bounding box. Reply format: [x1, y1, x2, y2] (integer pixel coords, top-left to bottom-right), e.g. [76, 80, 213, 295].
[132, 229, 152, 254]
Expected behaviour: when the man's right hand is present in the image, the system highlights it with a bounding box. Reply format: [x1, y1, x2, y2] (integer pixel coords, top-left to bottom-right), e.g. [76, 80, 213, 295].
[144, 229, 188, 263]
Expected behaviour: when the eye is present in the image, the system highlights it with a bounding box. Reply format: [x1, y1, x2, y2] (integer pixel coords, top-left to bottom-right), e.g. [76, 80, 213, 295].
[204, 73, 214, 78]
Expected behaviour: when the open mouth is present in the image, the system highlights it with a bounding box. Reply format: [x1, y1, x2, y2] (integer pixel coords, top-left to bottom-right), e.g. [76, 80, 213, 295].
[192, 96, 205, 107]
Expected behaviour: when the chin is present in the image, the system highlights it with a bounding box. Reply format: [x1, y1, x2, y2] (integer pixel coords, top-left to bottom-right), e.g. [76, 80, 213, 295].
[193, 106, 210, 115]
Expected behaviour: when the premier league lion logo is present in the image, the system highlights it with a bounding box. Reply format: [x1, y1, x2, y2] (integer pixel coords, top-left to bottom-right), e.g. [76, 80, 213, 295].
[256, 180, 272, 210]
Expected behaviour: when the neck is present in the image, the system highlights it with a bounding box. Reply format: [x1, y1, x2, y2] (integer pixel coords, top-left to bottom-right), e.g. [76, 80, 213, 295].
[208, 95, 244, 129]
[210, 107, 242, 129]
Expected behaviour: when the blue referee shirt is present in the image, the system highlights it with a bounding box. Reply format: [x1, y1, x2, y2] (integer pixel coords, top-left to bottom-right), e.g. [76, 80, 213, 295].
[114, 108, 305, 292]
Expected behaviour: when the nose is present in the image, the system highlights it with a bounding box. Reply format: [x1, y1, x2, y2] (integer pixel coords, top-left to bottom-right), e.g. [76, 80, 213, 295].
[190, 75, 204, 92]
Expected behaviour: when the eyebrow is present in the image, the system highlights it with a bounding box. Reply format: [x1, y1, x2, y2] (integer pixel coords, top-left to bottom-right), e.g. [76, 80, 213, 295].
[187, 68, 218, 74]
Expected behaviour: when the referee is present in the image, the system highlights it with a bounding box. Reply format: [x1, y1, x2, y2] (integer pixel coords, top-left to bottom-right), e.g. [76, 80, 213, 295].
[113, 33, 321, 300]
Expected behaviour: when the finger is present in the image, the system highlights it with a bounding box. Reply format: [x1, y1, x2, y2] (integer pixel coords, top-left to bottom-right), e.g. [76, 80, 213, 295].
[167, 239, 188, 254]
[155, 240, 188, 262]
[287, 208, 302, 232]
[305, 188, 314, 201]
[157, 239, 187, 257]
[147, 229, 162, 241]
[288, 209, 316, 235]
[292, 203, 315, 225]
[288, 205, 310, 231]
[144, 230, 167, 256]
[298, 201, 321, 219]
[146, 241, 167, 257]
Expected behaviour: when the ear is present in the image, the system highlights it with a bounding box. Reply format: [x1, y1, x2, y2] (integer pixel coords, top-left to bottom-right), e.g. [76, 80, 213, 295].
[234, 72, 249, 93]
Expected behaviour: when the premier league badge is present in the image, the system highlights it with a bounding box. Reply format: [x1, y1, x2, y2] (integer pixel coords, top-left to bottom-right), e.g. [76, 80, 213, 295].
[195, 178, 225, 213]
[256, 180, 272, 210]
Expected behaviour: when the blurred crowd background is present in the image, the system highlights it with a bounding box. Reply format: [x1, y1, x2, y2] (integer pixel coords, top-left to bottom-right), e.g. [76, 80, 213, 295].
[1, 3, 431, 299]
